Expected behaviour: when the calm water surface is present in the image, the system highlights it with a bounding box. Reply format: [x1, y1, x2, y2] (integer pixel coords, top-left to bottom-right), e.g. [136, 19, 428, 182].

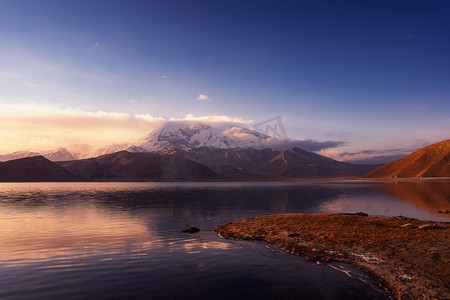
[0, 180, 449, 299]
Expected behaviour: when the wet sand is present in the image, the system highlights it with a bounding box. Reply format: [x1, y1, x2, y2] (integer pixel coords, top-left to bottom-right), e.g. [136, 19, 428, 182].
[215, 213, 449, 299]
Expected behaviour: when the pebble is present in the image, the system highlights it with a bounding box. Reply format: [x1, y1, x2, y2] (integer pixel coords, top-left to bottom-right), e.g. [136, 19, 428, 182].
[401, 223, 414, 228]
[418, 224, 433, 229]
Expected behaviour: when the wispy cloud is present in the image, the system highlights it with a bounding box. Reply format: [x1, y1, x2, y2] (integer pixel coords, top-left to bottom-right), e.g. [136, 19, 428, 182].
[343, 154, 408, 165]
[266, 139, 347, 152]
[33, 61, 105, 82]
[340, 147, 416, 157]
[336, 147, 418, 164]
[169, 114, 251, 124]
[325, 131, 348, 138]
[196, 94, 210, 101]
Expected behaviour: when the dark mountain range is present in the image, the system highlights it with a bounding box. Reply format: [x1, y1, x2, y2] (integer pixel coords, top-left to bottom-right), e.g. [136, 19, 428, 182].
[57, 150, 217, 181]
[0, 146, 381, 182]
[0, 156, 73, 182]
[0, 121, 350, 163]
[184, 147, 281, 178]
[255, 147, 376, 178]
[53, 147, 377, 181]
[365, 140, 450, 178]
[183, 147, 376, 179]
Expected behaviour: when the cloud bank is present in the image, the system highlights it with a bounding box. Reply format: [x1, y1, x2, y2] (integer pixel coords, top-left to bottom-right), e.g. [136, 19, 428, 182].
[0, 103, 251, 154]
[339, 147, 417, 165]
[0, 103, 354, 158]
[266, 138, 347, 152]
[317, 146, 420, 165]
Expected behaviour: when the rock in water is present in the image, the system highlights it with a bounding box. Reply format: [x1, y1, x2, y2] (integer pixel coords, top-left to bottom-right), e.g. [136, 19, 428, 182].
[183, 227, 200, 233]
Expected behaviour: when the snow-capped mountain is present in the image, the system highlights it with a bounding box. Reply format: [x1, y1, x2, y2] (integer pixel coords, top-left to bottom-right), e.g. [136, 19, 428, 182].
[42, 148, 77, 161]
[135, 121, 271, 151]
[92, 143, 133, 157]
[0, 121, 278, 162]
[0, 151, 41, 162]
[0, 148, 76, 162]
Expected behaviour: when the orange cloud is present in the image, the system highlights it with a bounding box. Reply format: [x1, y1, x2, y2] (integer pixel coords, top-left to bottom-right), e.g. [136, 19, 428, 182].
[0, 104, 250, 154]
[0, 104, 168, 154]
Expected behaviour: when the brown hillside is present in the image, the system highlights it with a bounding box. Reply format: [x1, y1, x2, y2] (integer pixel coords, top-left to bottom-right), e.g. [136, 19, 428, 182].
[58, 151, 218, 180]
[0, 156, 73, 181]
[365, 140, 450, 178]
[257, 147, 376, 178]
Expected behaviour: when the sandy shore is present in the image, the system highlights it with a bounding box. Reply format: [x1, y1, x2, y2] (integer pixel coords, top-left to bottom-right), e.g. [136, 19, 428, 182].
[215, 213, 449, 299]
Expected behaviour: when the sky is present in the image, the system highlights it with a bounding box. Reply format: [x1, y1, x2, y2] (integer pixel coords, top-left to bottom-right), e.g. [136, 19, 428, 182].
[0, 0, 449, 162]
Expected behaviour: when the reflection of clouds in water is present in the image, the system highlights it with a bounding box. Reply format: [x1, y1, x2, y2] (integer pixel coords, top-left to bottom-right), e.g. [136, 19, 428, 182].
[168, 240, 234, 254]
[0, 206, 157, 267]
[183, 241, 232, 252]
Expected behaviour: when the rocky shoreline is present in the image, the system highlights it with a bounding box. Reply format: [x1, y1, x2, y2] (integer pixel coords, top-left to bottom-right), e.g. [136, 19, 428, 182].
[215, 213, 449, 299]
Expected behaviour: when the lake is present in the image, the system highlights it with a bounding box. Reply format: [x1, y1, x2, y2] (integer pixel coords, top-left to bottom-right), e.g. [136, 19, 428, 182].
[0, 180, 448, 299]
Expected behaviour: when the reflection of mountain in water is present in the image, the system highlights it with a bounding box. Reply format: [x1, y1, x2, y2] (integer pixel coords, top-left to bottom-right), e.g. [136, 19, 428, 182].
[378, 181, 450, 214]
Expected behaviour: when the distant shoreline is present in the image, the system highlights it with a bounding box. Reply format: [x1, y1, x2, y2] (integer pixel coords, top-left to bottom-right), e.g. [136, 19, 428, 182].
[1, 177, 450, 183]
[215, 213, 450, 299]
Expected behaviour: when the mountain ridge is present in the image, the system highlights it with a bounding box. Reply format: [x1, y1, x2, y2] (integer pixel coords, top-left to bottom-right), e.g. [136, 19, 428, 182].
[53, 146, 377, 181]
[0, 156, 73, 182]
[255, 147, 375, 178]
[58, 150, 218, 181]
[0, 147, 77, 162]
[365, 140, 450, 178]
[0, 121, 348, 161]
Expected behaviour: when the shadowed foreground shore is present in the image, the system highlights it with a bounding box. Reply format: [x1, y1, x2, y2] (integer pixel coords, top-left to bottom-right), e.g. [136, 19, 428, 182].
[215, 213, 449, 299]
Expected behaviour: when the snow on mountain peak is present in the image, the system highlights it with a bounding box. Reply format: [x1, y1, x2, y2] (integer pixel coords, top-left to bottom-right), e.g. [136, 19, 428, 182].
[0, 147, 76, 162]
[41, 147, 76, 161]
[93, 143, 133, 156]
[0, 151, 41, 162]
[136, 120, 271, 151]
[0, 120, 277, 162]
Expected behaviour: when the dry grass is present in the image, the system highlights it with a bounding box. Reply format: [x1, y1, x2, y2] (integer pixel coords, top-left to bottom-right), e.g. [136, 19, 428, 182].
[215, 213, 450, 299]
